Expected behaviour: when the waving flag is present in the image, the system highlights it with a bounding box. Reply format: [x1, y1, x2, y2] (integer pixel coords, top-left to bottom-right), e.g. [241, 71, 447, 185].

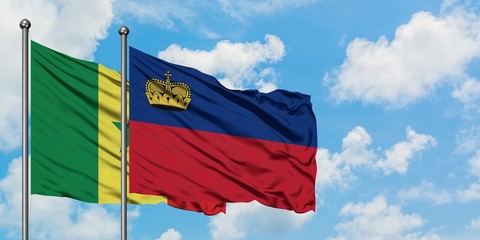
[31, 41, 224, 215]
[129, 47, 317, 213]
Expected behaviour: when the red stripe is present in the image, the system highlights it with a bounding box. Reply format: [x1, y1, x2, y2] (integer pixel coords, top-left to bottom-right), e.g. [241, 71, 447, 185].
[167, 199, 226, 216]
[130, 120, 317, 213]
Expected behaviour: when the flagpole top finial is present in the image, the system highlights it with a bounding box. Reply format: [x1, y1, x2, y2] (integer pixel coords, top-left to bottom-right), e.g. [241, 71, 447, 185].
[19, 19, 31, 29]
[119, 26, 129, 36]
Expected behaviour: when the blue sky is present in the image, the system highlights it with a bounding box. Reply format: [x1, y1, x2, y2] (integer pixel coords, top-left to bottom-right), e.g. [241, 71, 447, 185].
[1, 0, 480, 239]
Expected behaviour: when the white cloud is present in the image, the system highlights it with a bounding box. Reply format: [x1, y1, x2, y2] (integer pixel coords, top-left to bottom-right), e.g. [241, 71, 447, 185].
[115, 0, 194, 29]
[339, 126, 376, 167]
[375, 127, 436, 175]
[403, 232, 442, 240]
[315, 148, 353, 191]
[4, 0, 114, 60]
[0, 157, 23, 232]
[328, 196, 429, 240]
[468, 150, 480, 178]
[456, 146, 480, 202]
[117, 0, 319, 28]
[0, 158, 119, 239]
[457, 182, 480, 202]
[326, 7, 480, 108]
[217, 0, 319, 21]
[435, 216, 480, 240]
[452, 78, 480, 111]
[126, 206, 141, 232]
[440, 0, 460, 13]
[396, 180, 452, 205]
[0, 0, 115, 152]
[316, 126, 375, 191]
[209, 201, 314, 240]
[455, 125, 480, 154]
[465, 216, 480, 233]
[316, 126, 436, 191]
[158, 34, 285, 92]
[32, 200, 119, 240]
[128, 206, 140, 220]
[155, 228, 182, 240]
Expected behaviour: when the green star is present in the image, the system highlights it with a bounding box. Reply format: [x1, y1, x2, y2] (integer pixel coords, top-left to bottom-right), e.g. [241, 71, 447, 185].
[113, 121, 129, 150]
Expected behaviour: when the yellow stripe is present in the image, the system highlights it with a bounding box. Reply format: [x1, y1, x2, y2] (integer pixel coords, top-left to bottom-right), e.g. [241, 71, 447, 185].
[98, 64, 167, 204]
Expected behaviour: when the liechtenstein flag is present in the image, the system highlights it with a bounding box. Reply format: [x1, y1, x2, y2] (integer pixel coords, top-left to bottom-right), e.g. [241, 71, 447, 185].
[129, 47, 317, 214]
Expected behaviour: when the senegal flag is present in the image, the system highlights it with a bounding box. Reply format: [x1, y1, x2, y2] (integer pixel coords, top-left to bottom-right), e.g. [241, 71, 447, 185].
[31, 41, 225, 215]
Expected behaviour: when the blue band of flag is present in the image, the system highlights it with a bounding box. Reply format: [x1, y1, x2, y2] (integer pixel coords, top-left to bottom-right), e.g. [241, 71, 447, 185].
[129, 47, 317, 148]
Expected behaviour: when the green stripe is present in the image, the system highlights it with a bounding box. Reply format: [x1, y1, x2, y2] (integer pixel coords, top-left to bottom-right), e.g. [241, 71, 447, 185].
[31, 41, 99, 202]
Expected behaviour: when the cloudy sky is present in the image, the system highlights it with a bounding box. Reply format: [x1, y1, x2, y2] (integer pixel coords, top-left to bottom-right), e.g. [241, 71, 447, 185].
[1, 0, 480, 239]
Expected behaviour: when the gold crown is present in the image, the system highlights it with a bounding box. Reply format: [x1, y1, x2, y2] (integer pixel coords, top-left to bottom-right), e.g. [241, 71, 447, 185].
[145, 71, 191, 110]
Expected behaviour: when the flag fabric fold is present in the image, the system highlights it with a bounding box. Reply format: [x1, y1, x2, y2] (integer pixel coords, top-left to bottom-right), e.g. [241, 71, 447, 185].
[30, 41, 225, 215]
[129, 47, 318, 213]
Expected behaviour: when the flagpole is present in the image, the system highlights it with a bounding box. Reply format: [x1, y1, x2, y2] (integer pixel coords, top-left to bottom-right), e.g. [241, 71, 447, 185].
[20, 18, 31, 240]
[119, 25, 129, 240]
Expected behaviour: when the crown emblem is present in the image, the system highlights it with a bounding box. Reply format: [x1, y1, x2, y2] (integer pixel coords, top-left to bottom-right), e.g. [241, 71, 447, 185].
[145, 71, 191, 110]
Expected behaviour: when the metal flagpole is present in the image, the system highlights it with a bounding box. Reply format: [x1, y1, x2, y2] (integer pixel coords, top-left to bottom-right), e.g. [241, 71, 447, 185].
[119, 25, 129, 240]
[20, 18, 31, 240]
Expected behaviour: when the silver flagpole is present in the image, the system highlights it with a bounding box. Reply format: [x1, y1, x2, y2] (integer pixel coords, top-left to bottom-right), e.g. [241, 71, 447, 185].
[20, 18, 31, 240]
[119, 25, 129, 240]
